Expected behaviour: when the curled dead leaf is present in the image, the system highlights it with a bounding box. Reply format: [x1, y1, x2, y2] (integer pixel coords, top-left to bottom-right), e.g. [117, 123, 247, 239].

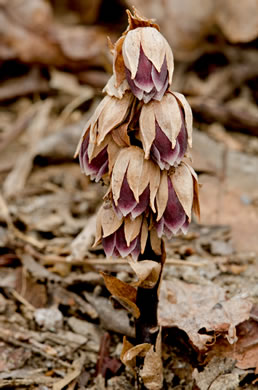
[101, 272, 140, 318]
[129, 259, 161, 289]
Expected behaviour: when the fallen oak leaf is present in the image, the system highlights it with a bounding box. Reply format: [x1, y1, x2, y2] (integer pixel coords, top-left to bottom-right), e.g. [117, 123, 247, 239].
[158, 278, 253, 351]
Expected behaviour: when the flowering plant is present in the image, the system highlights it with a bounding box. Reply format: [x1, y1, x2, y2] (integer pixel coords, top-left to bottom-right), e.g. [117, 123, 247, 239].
[76, 8, 200, 389]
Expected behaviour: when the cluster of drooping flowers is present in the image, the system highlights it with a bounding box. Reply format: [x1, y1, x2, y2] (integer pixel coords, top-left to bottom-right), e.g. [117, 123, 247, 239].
[76, 9, 200, 261]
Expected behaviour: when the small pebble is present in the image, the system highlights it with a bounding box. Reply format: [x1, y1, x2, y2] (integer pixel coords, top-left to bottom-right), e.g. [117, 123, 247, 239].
[34, 307, 63, 331]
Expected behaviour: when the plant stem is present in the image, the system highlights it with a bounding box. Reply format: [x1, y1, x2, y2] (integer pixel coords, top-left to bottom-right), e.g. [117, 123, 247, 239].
[135, 238, 165, 389]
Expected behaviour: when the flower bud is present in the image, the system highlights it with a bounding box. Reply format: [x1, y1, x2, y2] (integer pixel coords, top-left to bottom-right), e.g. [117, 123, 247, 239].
[75, 93, 134, 182]
[79, 133, 108, 182]
[110, 146, 160, 219]
[122, 27, 174, 103]
[155, 163, 199, 238]
[139, 91, 192, 169]
[94, 204, 148, 260]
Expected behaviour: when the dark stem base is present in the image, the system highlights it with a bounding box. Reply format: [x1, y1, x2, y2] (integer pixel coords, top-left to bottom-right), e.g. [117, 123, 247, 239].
[134, 237, 165, 389]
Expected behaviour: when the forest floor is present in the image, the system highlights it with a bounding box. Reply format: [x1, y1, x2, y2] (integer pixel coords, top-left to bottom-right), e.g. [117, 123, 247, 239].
[0, 1, 258, 389]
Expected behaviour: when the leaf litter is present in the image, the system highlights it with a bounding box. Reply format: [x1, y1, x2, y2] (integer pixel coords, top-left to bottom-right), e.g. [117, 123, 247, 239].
[0, 1, 257, 389]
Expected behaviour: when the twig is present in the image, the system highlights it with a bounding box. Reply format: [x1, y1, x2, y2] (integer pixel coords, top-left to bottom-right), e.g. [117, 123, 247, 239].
[35, 252, 207, 268]
[10, 289, 35, 311]
[0, 327, 71, 368]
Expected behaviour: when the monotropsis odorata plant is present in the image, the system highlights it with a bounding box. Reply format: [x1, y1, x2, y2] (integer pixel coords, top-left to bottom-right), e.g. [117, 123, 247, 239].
[76, 8, 200, 389]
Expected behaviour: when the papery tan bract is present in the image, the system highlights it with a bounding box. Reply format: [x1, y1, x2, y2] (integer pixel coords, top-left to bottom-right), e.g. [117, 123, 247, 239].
[139, 91, 192, 169]
[75, 93, 134, 159]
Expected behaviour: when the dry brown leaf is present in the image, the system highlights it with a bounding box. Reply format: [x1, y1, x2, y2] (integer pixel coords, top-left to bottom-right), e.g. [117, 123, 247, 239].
[158, 279, 253, 351]
[207, 318, 258, 374]
[101, 273, 137, 303]
[129, 260, 161, 289]
[120, 337, 135, 373]
[121, 341, 152, 374]
[101, 272, 140, 318]
[140, 330, 163, 390]
[193, 357, 238, 390]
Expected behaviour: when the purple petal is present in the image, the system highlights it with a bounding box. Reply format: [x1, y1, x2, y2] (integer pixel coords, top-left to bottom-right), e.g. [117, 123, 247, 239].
[116, 177, 138, 217]
[130, 186, 150, 219]
[130, 236, 141, 260]
[79, 134, 108, 181]
[163, 223, 173, 239]
[102, 233, 116, 257]
[134, 47, 153, 93]
[153, 77, 168, 101]
[151, 122, 180, 169]
[142, 88, 156, 104]
[163, 178, 186, 232]
[176, 122, 188, 163]
[181, 218, 189, 234]
[125, 68, 144, 100]
[151, 57, 168, 92]
[116, 226, 138, 258]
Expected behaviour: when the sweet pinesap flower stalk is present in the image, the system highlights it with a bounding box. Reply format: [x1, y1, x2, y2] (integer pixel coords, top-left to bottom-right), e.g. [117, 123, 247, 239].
[75, 8, 200, 388]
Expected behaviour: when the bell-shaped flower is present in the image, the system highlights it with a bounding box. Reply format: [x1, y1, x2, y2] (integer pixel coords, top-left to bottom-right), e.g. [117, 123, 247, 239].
[109, 146, 160, 219]
[75, 92, 134, 182]
[122, 27, 173, 103]
[154, 163, 200, 239]
[104, 8, 171, 103]
[94, 203, 149, 260]
[139, 91, 192, 169]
